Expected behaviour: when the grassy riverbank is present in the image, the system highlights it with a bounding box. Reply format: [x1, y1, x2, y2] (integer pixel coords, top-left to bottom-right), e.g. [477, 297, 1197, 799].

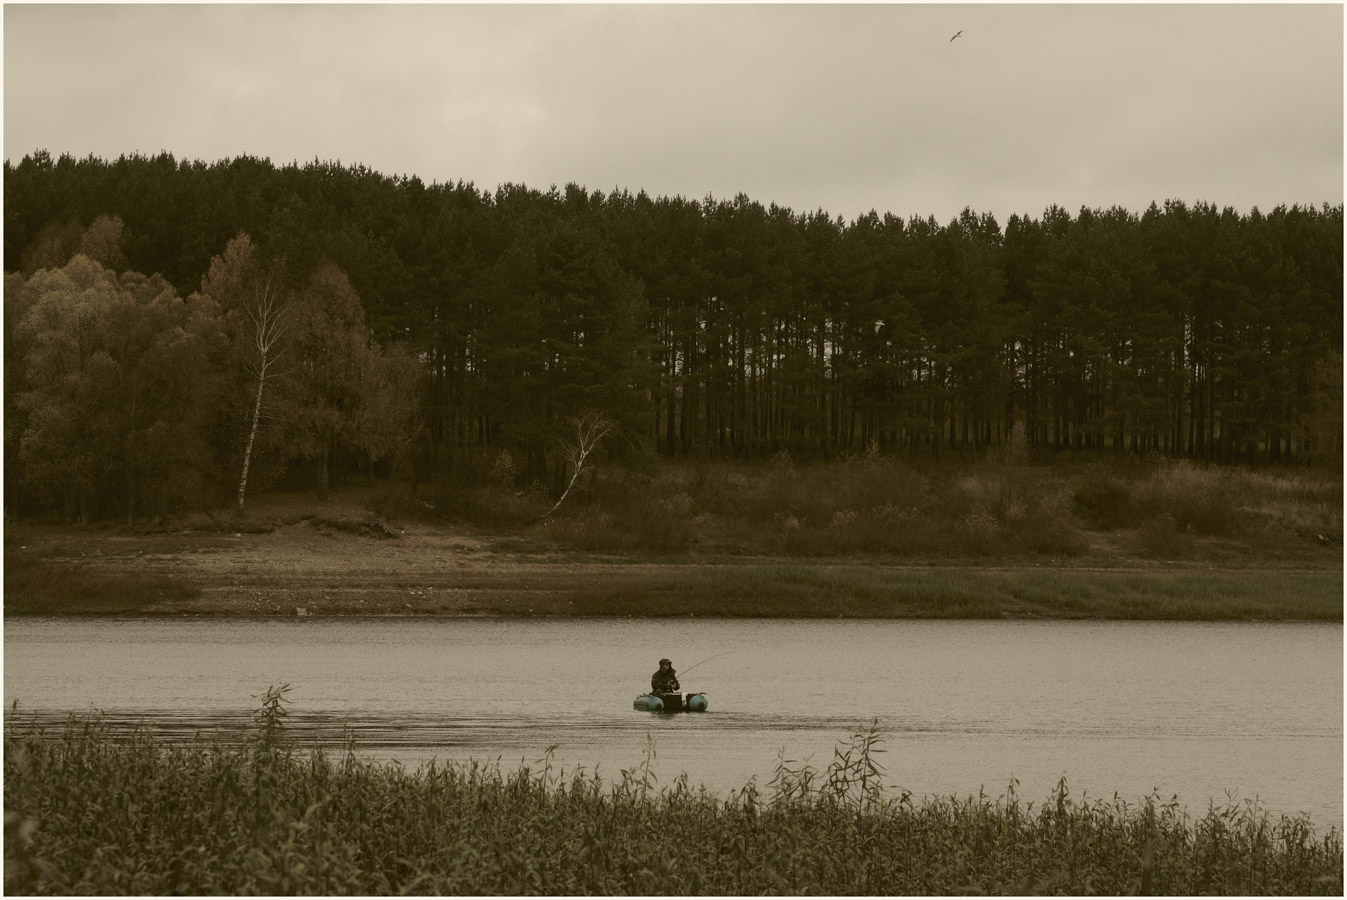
[5, 545, 1342, 619]
[5, 691, 1341, 896]
[4, 458, 1341, 620]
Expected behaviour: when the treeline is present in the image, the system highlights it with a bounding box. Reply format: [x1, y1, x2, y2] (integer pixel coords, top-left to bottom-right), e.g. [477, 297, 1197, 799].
[4, 151, 1342, 521]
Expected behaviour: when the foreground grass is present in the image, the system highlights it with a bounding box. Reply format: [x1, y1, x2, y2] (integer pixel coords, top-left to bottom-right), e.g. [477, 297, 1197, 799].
[568, 565, 1344, 620]
[5, 690, 1341, 896]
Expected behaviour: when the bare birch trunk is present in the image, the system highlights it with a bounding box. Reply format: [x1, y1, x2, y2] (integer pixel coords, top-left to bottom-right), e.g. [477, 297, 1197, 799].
[236, 370, 267, 515]
[126, 381, 137, 528]
[540, 454, 587, 522]
[536, 412, 613, 523]
[234, 275, 288, 516]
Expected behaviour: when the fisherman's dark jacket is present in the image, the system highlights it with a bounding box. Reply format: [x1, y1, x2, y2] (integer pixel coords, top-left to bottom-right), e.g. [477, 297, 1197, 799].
[651, 668, 680, 693]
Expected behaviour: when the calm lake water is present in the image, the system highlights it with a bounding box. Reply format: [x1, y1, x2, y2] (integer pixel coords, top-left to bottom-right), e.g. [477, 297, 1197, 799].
[4, 617, 1342, 831]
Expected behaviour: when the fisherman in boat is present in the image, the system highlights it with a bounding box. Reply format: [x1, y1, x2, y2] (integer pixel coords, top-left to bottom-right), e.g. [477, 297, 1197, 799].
[651, 658, 680, 694]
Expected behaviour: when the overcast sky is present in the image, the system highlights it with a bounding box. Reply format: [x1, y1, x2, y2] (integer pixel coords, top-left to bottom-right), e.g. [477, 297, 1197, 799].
[4, 3, 1342, 223]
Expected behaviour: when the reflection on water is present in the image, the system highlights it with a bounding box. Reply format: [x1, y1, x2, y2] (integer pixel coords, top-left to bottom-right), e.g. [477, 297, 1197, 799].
[5, 616, 1342, 829]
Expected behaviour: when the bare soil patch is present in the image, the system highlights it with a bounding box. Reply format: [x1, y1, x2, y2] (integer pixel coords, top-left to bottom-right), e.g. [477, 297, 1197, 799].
[5, 491, 1340, 619]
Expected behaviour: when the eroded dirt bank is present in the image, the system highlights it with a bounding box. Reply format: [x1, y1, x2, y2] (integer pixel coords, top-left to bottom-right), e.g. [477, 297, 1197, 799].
[7, 502, 1341, 620]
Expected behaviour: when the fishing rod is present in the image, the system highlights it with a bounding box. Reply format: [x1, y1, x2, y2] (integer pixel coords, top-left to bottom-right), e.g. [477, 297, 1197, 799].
[678, 652, 728, 678]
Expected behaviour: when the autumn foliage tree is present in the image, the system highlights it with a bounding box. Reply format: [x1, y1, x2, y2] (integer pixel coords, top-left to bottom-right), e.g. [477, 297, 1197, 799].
[285, 261, 371, 500]
[7, 255, 222, 522]
[352, 343, 424, 511]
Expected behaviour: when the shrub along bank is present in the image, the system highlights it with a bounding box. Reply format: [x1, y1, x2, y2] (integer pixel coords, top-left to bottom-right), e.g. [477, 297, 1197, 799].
[461, 454, 1344, 559]
[4, 689, 1341, 896]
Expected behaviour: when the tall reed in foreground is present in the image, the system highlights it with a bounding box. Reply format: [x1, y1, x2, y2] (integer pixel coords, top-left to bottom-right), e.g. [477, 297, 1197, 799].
[5, 693, 1341, 895]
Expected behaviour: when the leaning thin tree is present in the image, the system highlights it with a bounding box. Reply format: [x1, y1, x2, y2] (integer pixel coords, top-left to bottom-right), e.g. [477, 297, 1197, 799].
[535, 412, 614, 523]
[236, 274, 290, 516]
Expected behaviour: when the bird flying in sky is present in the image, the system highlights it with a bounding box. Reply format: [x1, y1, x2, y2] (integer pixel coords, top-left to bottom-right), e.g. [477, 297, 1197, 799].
[950, 29, 963, 42]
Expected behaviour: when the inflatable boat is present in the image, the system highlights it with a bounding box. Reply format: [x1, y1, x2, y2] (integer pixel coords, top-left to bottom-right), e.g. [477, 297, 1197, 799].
[633, 691, 708, 713]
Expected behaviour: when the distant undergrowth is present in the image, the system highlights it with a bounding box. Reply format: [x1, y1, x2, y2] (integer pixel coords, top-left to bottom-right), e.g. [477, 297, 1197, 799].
[432, 452, 1341, 559]
[4, 689, 1341, 895]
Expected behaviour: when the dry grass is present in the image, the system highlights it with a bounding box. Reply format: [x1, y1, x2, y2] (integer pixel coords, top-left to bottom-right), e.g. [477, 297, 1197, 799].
[5, 699, 1341, 895]
[521, 456, 1340, 562]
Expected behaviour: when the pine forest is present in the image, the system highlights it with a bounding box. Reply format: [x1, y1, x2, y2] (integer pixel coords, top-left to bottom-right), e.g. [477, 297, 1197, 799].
[4, 151, 1342, 524]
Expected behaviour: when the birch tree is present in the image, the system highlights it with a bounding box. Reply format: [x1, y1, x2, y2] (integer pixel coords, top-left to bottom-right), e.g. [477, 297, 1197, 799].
[198, 233, 294, 515]
[536, 412, 613, 522]
[235, 272, 290, 515]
